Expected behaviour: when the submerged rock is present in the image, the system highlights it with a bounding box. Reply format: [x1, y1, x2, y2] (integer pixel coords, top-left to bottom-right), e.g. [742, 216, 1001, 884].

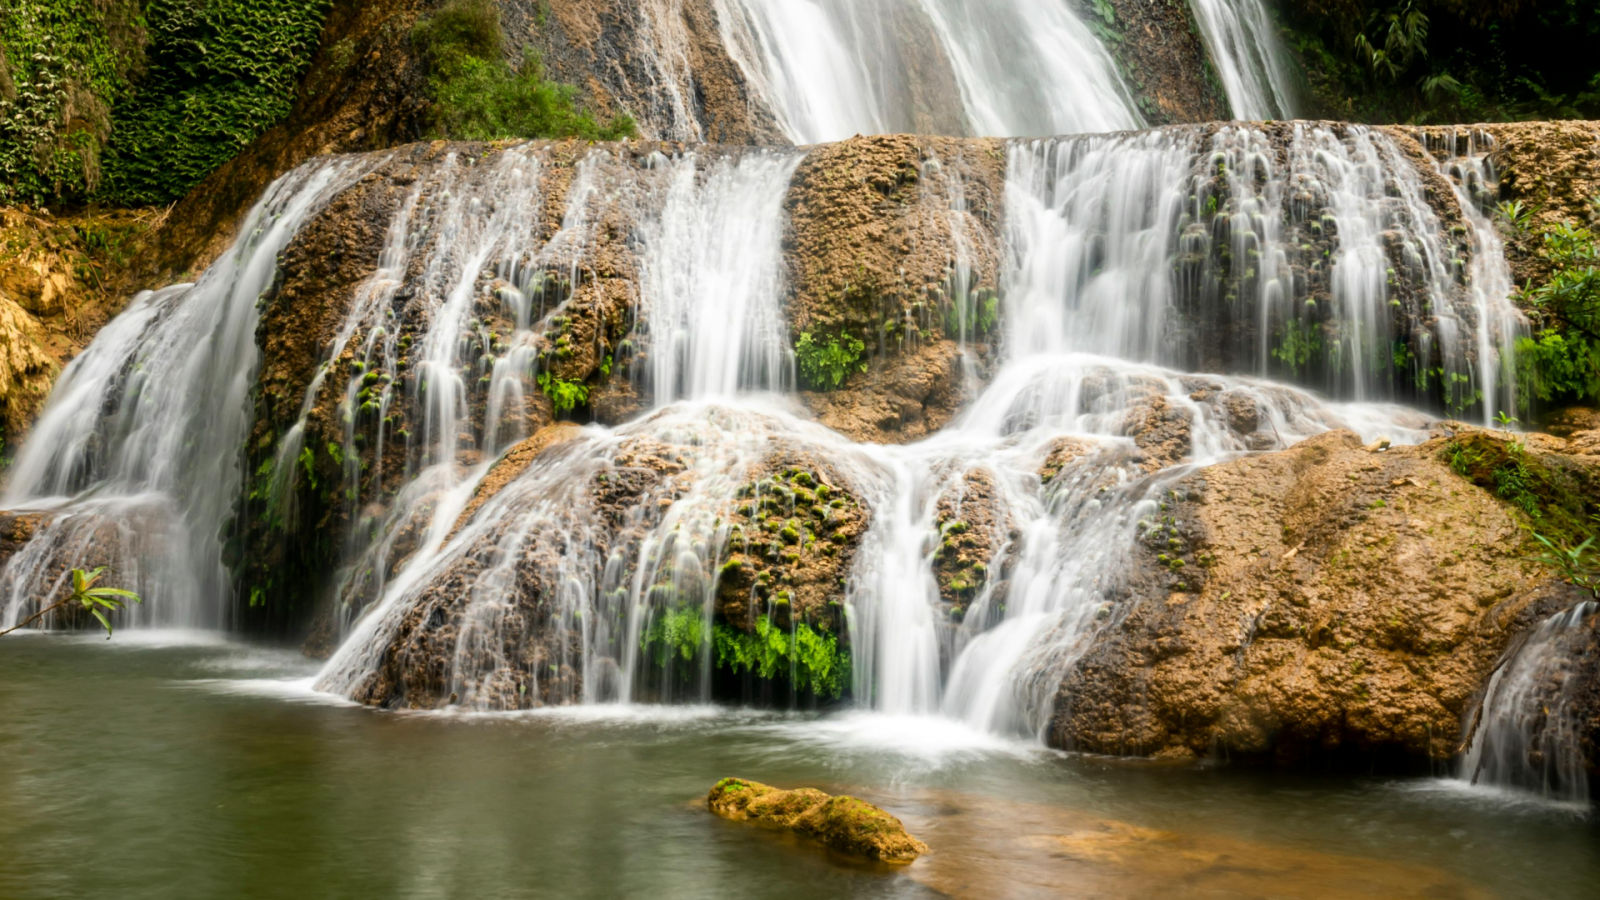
[706, 777, 928, 864]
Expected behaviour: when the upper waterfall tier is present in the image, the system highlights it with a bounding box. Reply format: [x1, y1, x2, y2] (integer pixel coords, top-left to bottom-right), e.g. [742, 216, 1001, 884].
[587, 0, 1296, 143]
[0, 123, 1527, 639]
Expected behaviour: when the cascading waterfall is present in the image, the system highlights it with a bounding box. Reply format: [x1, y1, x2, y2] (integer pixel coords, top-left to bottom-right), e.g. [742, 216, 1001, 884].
[314, 146, 810, 704]
[0, 158, 373, 630]
[1460, 601, 1597, 804]
[1, 123, 1524, 752]
[1187, 0, 1297, 119]
[711, 0, 1141, 142]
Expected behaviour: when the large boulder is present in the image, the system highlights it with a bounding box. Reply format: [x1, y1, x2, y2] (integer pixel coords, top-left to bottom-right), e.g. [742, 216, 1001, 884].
[1050, 424, 1600, 767]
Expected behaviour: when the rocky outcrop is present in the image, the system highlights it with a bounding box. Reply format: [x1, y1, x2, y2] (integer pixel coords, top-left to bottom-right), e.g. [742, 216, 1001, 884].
[344, 425, 868, 708]
[1049, 423, 1600, 767]
[0, 208, 150, 442]
[1077, 0, 1231, 125]
[706, 777, 928, 863]
[1416, 120, 1600, 286]
[783, 135, 1006, 443]
[514, 0, 780, 145]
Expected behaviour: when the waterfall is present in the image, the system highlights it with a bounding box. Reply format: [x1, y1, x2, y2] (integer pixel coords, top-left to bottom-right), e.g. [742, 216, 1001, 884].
[1460, 601, 1597, 804]
[711, 0, 1141, 142]
[0, 158, 372, 630]
[314, 147, 810, 704]
[0, 123, 1523, 744]
[1187, 0, 1297, 119]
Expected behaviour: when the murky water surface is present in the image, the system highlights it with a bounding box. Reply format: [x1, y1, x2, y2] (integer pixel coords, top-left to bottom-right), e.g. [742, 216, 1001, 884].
[1, 635, 1594, 899]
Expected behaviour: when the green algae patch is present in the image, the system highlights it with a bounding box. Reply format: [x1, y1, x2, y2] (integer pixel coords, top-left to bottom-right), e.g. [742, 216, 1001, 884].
[706, 778, 928, 864]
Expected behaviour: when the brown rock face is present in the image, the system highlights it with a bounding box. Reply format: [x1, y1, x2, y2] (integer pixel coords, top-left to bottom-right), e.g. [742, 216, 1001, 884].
[706, 777, 929, 864]
[783, 135, 1007, 443]
[1084, 0, 1231, 124]
[345, 421, 868, 709]
[1049, 426, 1599, 766]
[517, 0, 781, 145]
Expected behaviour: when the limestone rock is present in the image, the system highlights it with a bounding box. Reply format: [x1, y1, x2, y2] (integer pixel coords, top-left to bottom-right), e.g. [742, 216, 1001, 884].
[707, 777, 928, 863]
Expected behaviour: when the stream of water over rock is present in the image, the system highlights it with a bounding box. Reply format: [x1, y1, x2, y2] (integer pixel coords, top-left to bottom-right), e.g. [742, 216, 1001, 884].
[0, 8, 1587, 845]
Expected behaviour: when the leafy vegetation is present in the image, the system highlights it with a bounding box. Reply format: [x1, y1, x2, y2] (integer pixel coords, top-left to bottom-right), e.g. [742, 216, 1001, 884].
[638, 604, 852, 700]
[1514, 206, 1600, 411]
[0, 566, 142, 638]
[1531, 529, 1600, 599]
[1283, 1, 1600, 123]
[714, 618, 851, 700]
[101, 0, 331, 205]
[0, 1, 331, 207]
[411, 0, 633, 142]
[537, 370, 589, 416]
[794, 331, 867, 391]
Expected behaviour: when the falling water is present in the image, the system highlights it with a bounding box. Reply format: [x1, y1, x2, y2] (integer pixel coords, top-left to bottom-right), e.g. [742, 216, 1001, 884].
[315, 146, 809, 704]
[0, 121, 1523, 750]
[1460, 601, 1597, 804]
[1187, 0, 1297, 119]
[711, 0, 1141, 142]
[0, 158, 373, 630]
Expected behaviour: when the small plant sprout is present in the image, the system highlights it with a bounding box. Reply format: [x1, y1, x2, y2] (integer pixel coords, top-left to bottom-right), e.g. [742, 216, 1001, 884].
[0, 567, 143, 639]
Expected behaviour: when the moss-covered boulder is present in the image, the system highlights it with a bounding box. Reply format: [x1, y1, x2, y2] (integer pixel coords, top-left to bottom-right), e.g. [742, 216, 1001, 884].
[706, 777, 928, 864]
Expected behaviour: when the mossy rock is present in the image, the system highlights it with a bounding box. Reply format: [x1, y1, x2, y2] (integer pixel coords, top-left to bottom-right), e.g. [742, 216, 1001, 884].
[706, 778, 928, 864]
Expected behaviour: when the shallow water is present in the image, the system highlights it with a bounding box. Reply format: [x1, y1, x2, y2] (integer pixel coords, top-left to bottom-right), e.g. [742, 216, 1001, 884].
[2, 638, 1595, 899]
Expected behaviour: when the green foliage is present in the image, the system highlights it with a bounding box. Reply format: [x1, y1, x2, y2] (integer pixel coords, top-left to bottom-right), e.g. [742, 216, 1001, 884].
[794, 331, 867, 391]
[1515, 330, 1600, 410]
[537, 371, 589, 415]
[1353, 1, 1429, 82]
[713, 618, 851, 700]
[412, 0, 634, 142]
[1523, 221, 1600, 341]
[1515, 210, 1600, 410]
[68, 566, 142, 637]
[0, 0, 145, 205]
[100, 0, 331, 205]
[1496, 199, 1534, 234]
[0, 565, 142, 638]
[636, 605, 851, 700]
[1531, 530, 1600, 599]
[1271, 318, 1322, 370]
[1283, 1, 1600, 124]
[641, 604, 705, 667]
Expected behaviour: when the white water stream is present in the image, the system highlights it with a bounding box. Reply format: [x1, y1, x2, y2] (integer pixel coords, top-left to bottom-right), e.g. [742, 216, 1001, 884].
[0, 117, 1546, 793]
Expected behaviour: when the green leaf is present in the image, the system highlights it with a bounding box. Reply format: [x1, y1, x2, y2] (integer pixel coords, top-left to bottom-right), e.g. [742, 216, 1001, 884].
[90, 608, 112, 638]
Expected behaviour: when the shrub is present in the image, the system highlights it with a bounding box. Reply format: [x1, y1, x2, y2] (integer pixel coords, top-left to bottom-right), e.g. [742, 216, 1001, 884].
[99, 0, 331, 206]
[412, 0, 633, 142]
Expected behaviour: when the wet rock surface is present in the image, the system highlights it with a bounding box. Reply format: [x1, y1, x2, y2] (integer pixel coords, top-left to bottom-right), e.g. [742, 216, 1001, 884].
[706, 777, 928, 864]
[1050, 424, 1600, 767]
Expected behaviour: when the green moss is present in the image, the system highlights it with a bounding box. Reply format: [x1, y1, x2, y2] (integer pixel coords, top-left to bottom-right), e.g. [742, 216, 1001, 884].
[713, 618, 851, 700]
[794, 331, 867, 391]
[537, 371, 588, 416]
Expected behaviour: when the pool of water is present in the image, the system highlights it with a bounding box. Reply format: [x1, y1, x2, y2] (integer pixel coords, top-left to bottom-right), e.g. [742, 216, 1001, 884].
[1, 634, 1594, 898]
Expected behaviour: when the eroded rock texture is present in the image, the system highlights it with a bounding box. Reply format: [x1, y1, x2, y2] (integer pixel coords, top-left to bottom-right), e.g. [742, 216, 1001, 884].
[1050, 423, 1600, 767]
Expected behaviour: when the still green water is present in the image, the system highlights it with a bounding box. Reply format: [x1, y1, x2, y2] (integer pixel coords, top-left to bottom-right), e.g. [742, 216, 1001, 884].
[1, 634, 1595, 899]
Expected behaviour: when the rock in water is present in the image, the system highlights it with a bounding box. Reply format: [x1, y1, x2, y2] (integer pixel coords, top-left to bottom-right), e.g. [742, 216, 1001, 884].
[706, 778, 928, 863]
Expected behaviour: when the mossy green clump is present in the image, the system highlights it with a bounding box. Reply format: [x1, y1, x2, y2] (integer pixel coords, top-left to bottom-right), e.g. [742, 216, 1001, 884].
[705, 778, 928, 863]
[412, 0, 633, 142]
[1442, 431, 1597, 549]
[794, 330, 867, 391]
[713, 618, 850, 700]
